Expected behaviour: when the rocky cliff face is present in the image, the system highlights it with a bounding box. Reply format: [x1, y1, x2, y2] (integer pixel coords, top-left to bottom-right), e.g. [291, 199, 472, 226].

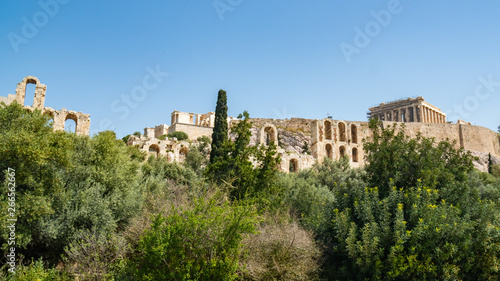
[470, 151, 500, 173]
[277, 128, 311, 154]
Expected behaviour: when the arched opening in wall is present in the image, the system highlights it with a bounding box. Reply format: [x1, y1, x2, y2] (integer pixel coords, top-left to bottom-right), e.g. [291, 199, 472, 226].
[325, 143, 333, 159]
[339, 122, 346, 142]
[289, 158, 299, 173]
[352, 148, 358, 162]
[339, 146, 346, 158]
[324, 120, 332, 140]
[64, 114, 78, 134]
[351, 124, 358, 144]
[25, 82, 36, 107]
[149, 144, 160, 158]
[264, 126, 277, 145]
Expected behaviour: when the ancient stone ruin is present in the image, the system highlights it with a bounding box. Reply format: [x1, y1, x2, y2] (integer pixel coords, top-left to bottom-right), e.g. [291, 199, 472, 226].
[2, 76, 498, 173]
[0, 76, 91, 135]
[368, 97, 447, 123]
[136, 98, 500, 173]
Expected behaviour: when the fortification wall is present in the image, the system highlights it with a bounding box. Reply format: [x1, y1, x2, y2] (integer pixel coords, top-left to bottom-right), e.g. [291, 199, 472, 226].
[249, 118, 313, 135]
[168, 123, 213, 140]
[460, 124, 500, 158]
[381, 121, 500, 158]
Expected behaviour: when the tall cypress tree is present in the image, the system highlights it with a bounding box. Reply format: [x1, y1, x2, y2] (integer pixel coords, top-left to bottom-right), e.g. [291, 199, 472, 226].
[209, 89, 228, 163]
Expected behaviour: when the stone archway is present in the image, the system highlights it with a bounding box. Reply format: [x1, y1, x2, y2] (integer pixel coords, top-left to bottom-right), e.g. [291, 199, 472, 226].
[14, 76, 46, 109]
[325, 143, 333, 159]
[289, 158, 299, 173]
[338, 122, 346, 142]
[339, 146, 346, 158]
[324, 120, 332, 140]
[64, 113, 78, 134]
[149, 144, 160, 158]
[352, 147, 358, 162]
[259, 124, 278, 145]
[351, 124, 358, 144]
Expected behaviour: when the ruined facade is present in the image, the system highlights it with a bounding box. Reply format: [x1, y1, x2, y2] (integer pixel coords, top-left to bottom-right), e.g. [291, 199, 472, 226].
[0, 76, 91, 135]
[136, 101, 500, 173]
[311, 119, 368, 168]
[368, 97, 447, 123]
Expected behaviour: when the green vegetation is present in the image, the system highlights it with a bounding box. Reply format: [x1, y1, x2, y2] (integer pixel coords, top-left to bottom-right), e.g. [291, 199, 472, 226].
[302, 141, 311, 154]
[167, 131, 189, 141]
[210, 89, 228, 163]
[1, 101, 500, 280]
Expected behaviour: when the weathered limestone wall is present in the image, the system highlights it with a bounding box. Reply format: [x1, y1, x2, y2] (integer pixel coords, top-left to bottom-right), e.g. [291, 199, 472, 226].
[382, 121, 500, 159]
[280, 152, 316, 173]
[311, 119, 370, 167]
[128, 135, 190, 162]
[249, 118, 313, 135]
[382, 121, 462, 147]
[168, 123, 214, 140]
[460, 124, 500, 158]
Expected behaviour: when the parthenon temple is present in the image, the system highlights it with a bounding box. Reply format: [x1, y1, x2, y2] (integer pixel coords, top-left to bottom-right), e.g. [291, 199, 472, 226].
[367, 97, 447, 123]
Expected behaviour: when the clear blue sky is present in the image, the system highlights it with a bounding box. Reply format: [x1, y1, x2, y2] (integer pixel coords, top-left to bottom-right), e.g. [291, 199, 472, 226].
[1, 1, 499, 138]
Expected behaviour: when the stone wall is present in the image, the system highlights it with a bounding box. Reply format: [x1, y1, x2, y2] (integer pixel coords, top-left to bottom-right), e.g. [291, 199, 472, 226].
[382, 121, 500, 159]
[168, 123, 214, 140]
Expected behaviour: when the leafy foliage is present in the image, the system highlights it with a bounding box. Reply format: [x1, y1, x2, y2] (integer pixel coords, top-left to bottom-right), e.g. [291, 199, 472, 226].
[364, 119, 475, 197]
[327, 119, 500, 280]
[0, 258, 72, 281]
[206, 111, 281, 205]
[167, 131, 189, 141]
[131, 198, 259, 281]
[0, 103, 143, 261]
[184, 136, 211, 175]
[210, 89, 229, 163]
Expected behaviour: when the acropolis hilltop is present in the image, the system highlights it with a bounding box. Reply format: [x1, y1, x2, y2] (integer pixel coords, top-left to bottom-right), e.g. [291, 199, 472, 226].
[2, 76, 500, 173]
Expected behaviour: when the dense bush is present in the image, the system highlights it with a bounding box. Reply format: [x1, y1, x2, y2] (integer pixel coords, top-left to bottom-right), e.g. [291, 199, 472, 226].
[129, 198, 260, 280]
[167, 131, 189, 141]
[184, 136, 211, 175]
[0, 103, 143, 262]
[326, 119, 500, 280]
[364, 119, 474, 197]
[0, 258, 71, 281]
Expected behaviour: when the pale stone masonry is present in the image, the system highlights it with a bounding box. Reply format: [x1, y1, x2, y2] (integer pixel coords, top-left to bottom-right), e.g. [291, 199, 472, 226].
[368, 97, 447, 123]
[0, 76, 90, 135]
[2, 77, 499, 173]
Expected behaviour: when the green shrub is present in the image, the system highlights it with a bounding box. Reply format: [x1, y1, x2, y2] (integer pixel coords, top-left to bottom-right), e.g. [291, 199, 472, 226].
[280, 173, 334, 234]
[491, 164, 500, 179]
[167, 131, 189, 141]
[0, 258, 71, 281]
[131, 198, 259, 281]
[141, 156, 199, 189]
